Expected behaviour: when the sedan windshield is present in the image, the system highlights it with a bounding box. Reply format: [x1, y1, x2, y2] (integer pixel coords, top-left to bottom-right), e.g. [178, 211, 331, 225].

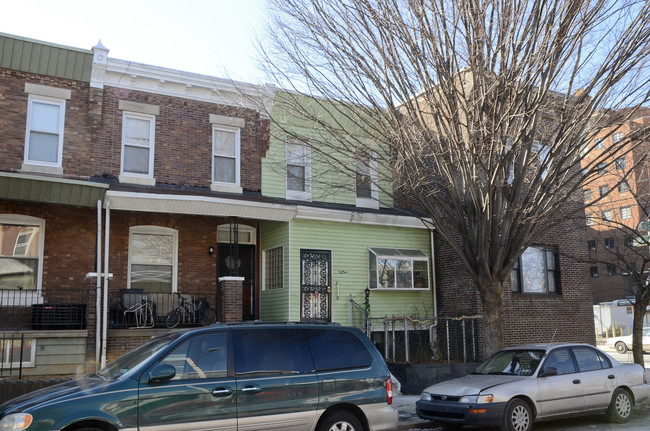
[474, 349, 545, 376]
[96, 332, 181, 380]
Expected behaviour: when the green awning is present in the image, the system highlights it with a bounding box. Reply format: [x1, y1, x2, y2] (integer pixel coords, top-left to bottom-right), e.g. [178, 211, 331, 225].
[0, 172, 107, 207]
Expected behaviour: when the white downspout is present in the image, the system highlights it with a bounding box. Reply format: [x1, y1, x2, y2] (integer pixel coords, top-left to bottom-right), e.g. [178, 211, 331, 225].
[95, 200, 102, 367]
[101, 202, 111, 369]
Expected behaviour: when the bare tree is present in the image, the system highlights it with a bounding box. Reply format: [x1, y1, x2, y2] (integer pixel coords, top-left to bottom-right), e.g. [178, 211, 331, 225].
[585, 111, 650, 366]
[257, 0, 650, 355]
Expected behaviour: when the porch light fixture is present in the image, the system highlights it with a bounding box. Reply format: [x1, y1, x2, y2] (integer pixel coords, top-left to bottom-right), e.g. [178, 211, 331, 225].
[208, 246, 214, 257]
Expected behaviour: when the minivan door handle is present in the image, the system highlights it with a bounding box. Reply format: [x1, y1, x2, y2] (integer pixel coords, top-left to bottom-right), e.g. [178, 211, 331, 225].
[241, 384, 261, 394]
[608, 375, 616, 380]
[572, 379, 581, 384]
[212, 386, 233, 397]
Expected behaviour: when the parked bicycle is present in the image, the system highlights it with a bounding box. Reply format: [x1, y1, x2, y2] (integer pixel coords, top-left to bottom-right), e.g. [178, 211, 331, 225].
[165, 292, 217, 328]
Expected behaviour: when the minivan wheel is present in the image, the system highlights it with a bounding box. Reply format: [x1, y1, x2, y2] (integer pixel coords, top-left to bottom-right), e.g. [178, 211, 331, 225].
[317, 410, 363, 431]
[501, 398, 532, 431]
[615, 342, 629, 354]
[607, 388, 632, 423]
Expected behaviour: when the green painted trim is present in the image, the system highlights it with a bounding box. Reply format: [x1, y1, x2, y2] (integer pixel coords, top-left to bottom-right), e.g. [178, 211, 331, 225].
[0, 172, 107, 207]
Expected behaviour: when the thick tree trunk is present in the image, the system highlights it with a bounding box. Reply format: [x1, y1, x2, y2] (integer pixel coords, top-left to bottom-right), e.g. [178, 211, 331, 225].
[478, 280, 504, 358]
[632, 302, 646, 368]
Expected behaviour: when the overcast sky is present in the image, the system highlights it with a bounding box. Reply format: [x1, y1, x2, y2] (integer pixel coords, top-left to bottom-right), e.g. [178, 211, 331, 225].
[1, 0, 269, 83]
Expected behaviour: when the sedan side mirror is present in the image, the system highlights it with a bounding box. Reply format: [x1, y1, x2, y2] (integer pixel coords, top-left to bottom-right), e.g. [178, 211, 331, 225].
[539, 367, 558, 377]
[148, 364, 176, 383]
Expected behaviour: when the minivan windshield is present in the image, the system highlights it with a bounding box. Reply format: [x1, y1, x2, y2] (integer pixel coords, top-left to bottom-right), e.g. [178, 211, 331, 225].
[474, 349, 544, 377]
[96, 332, 181, 380]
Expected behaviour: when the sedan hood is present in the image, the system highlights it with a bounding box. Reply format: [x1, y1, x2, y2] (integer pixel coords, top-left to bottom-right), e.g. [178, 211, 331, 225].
[423, 374, 523, 396]
[0, 376, 111, 413]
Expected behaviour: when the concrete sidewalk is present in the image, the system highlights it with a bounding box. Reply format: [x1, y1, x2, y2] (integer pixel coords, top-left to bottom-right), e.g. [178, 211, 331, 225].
[393, 394, 433, 430]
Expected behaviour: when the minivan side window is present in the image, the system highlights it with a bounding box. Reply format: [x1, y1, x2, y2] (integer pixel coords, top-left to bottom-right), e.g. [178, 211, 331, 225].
[307, 329, 372, 371]
[233, 328, 314, 376]
[159, 332, 229, 380]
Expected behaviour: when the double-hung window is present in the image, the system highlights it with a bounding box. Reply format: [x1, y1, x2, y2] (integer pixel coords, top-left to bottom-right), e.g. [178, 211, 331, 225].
[356, 152, 379, 209]
[23, 84, 71, 174]
[286, 140, 311, 200]
[121, 113, 155, 181]
[128, 226, 178, 293]
[369, 248, 430, 290]
[511, 246, 558, 294]
[210, 115, 244, 193]
[0, 215, 44, 292]
[119, 101, 159, 185]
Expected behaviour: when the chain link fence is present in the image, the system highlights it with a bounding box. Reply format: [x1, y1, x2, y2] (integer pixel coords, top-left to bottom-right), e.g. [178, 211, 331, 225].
[350, 297, 482, 363]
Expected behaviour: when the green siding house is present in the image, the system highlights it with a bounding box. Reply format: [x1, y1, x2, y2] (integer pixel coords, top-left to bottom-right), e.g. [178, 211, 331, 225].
[260, 92, 436, 327]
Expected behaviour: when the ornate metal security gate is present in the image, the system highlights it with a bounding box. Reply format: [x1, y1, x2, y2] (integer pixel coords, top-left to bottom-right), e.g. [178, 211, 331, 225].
[300, 249, 331, 321]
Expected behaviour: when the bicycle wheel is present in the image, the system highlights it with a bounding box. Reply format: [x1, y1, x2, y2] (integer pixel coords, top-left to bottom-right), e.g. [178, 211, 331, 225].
[199, 308, 217, 326]
[165, 310, 181, 328]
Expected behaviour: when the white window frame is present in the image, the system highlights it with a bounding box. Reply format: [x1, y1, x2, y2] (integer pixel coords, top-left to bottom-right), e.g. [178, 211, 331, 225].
[356, 152, 379, 209]
[0, 338, 36, 368]
[368, 247, 430, 290]
[120, 111, 156, 186]
[621, 206, 632, 220]
[23, 95, 66, 174]
[210, 115, 245, 193]
[0, 215, 45, 305]
[262, 246, 284, 291]
[286, 140, 312, 201]
[211, 125, 242, 192]
[127, 226, 178, 293]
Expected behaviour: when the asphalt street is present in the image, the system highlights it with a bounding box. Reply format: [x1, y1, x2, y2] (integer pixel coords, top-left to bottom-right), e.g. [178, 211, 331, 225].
[394, 345, 650, 431]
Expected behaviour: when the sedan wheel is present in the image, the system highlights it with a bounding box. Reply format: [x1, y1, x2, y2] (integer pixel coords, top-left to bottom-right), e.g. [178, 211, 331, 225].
[615, 342, 629, 354]
[501, 398, 532, 431]
[607, 388, 633, 423]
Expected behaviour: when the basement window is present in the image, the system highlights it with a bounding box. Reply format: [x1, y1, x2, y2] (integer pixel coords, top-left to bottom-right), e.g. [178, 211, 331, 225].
[0, 338, 36, 368]
[369, 248, 429, 290]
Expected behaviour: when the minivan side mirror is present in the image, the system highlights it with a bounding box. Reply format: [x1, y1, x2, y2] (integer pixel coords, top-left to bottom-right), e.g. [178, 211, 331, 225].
[539, 367, 558, 378]
[148, 364, 176, 383]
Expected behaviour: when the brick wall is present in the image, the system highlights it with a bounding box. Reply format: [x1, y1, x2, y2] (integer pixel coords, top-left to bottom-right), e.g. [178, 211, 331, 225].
[91, 87, 265, 191]
[0, 68, 93, 176]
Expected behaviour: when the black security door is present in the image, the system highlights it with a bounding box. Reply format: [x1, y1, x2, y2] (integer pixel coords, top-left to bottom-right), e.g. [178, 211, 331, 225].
[300, 249, 331, 321]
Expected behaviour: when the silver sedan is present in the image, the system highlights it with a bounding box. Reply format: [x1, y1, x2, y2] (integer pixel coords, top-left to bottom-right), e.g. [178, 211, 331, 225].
[416, 343, 650, 431]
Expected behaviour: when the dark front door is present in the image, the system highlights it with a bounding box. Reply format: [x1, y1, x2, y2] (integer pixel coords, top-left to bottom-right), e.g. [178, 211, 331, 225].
[299, 249, 331, 321]
[218, 244, 255, 320]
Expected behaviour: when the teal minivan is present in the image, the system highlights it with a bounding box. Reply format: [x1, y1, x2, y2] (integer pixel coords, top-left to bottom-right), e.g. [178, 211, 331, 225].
[0, 322, 397, 431]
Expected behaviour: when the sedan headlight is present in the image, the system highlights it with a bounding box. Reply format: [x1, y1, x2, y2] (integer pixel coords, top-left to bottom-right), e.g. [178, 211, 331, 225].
[459, 394, 494, 404]
[420, 392, 432, 401]
[0, 413, 33, 431]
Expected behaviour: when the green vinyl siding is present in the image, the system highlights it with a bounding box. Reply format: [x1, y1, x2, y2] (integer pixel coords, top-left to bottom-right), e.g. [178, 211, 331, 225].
[0, 33, 92, 82]
[260, 220, 291, 321]
[263, 91, 393, 208]
[287, 219, 433, 324]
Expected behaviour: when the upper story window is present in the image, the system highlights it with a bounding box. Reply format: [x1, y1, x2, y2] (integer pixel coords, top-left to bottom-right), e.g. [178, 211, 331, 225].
[128, 226, 178, 293]
[615, 158, 626, 171]
[369, 247, 430, 290]
[356, 152, 379, 209]
[621, 206, 632, 220]
[23, 84, 71, 175]
[511, 246, 558, 294]
[612, 132, 623, 144]
[599, 185, 609, 197]
[619, 180, 630, 193]
[286, 140, 311, 201]
[595, 138, 605, 149]
[583, 189, 591, 201]
[588, 240, 596, 251]
[119, 101, 159, 186]
[210, 115, 245, 193]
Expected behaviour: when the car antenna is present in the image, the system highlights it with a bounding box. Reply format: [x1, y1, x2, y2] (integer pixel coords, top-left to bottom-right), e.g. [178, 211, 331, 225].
[547, 329, 558, 352]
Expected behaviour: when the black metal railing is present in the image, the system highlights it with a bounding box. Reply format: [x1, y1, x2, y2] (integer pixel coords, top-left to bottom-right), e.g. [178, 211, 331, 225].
[0, 287, 90, 331]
